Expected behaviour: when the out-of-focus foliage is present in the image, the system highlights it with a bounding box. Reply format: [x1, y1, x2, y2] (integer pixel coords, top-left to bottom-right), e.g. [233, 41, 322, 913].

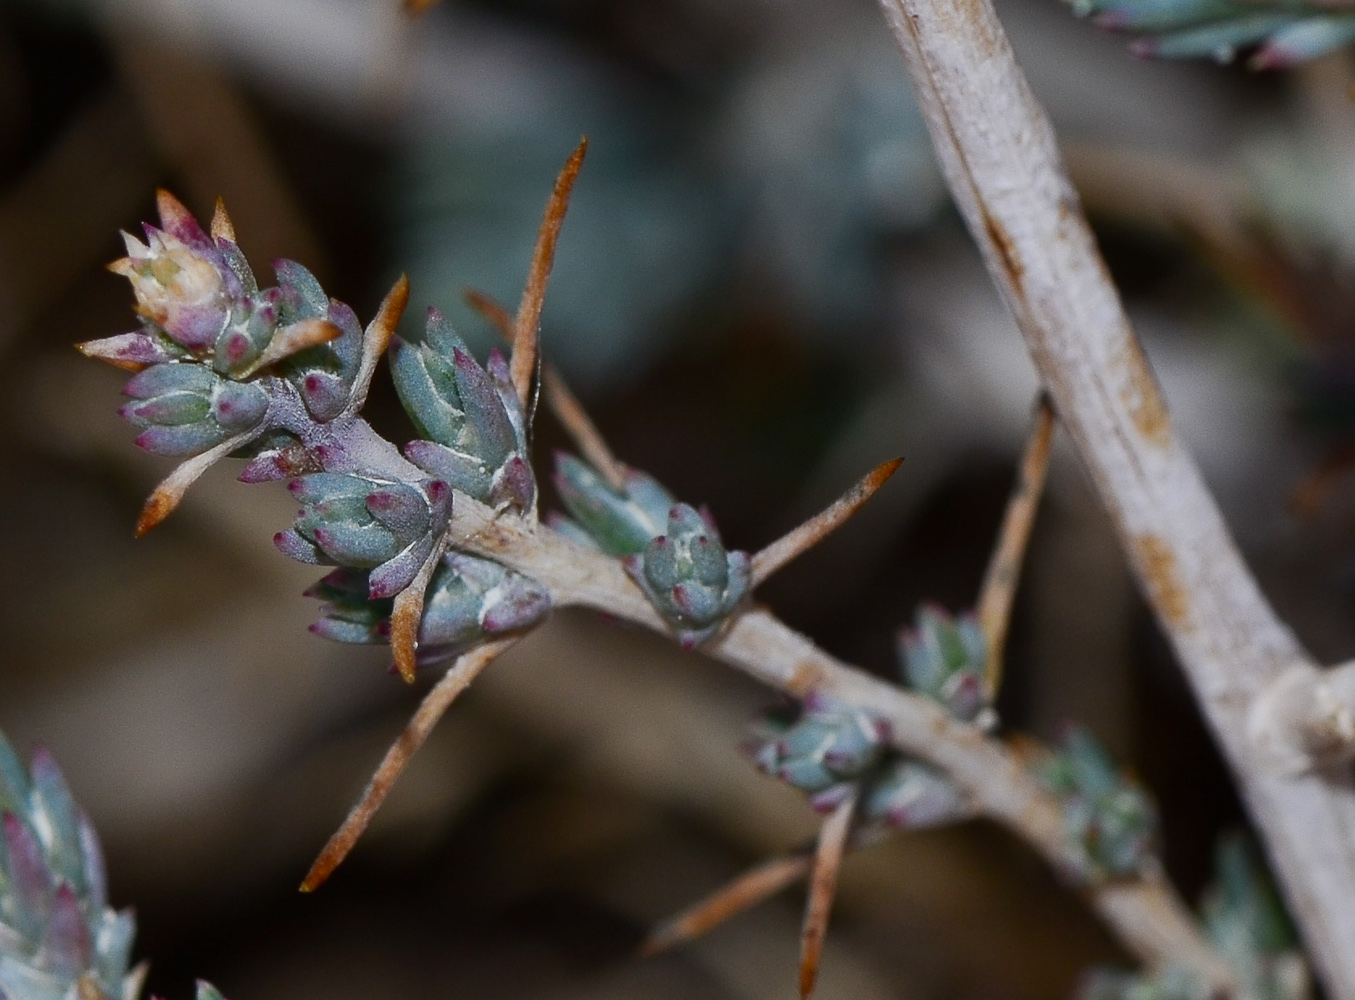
[0, 731, 140, 1000]
[1066, 0, 1355, 69]
[1032, 727, 1158, 882]
[1078, 835, 1309, 1000]
[2, 0, 1353, 998]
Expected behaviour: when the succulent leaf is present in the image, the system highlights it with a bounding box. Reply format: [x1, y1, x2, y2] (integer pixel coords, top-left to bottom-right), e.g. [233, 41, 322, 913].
[394, 311, 536, 512]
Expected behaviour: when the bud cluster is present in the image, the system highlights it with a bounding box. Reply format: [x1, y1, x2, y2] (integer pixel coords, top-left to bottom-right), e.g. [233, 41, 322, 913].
[276, 473, 454, 599]
[85, 193, 375, 467]
[747, 694, 967, 831]
[0, 732, 141, 1000]
[1064, 0, 1355, 69]
[552, 454, 750, 648]
[393, 309, 535, 512]
[82, 193, 553, 677]
[1033, 727, 1158, 882]
[898, 604, 990, 726]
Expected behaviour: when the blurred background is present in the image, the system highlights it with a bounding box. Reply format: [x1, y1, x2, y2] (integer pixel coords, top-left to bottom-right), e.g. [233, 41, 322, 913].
[0, 0, 1352, 996]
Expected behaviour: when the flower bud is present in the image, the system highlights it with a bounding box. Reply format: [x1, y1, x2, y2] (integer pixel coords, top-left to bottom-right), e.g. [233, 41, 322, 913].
[747, 695, 888, 793]
[624, 503, 751, 647]
[110, 227, 230, 351]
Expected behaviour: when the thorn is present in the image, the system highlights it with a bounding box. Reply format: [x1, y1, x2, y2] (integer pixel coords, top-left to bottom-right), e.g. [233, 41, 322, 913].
[541, 367, 627, 493]
[135, 429, 261, 536]
[463, 288, 515, 341]
[510, 138, 588, 412]
[467, 285, 626, 493]
[751, 458, 903, 587]
[387, 542, 446, 684]
[642, 850, 813, 956]
[300, 636, 519, 892]
[976, 394, 1054, 699]
[799, 788, 857, 999]
[210, 198, 236, 242]
[348, 274, 410, 414]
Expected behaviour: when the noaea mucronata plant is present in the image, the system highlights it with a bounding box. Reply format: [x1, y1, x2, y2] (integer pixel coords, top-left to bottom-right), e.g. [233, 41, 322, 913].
[63, 133, 1316, 1000]
[49, 0, 1355, 994]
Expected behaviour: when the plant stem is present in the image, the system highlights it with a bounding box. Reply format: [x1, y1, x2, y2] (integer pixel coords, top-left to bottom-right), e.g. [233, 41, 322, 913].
[871, 0, 1355, 992]
[441, 492, 1238, 991]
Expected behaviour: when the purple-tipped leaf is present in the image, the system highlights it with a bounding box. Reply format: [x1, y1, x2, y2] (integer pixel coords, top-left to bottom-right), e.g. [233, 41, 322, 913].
[404, 440, 492, 499]
[491, 456, 536, 511]
[274, 529, 329, 565]
[299, 371, 349, 422]
[134, 423, 229, 457]
[124, 364, 218, 399]
[367, 537, 435, 600]
[77, 333, 184, 372]
[155, 190, 213, 254]
[364, 486, 430, 537]
[451, 348, 516, 466]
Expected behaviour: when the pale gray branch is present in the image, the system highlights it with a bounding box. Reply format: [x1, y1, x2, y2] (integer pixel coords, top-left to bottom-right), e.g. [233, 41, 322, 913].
[869, 0, 1355, 993]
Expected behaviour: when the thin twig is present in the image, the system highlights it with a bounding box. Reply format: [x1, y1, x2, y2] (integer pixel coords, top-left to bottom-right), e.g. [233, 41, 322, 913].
[466, 286, 628, 492]
[975, 395, 1054, 699]
[135, 428, 262, 536]
[642, 850, 813, 956]
[301, 636, 520, 891]
[800, 790, 858, 999]
[510, 139, 587, 413]
[751, 458, 903, 587]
